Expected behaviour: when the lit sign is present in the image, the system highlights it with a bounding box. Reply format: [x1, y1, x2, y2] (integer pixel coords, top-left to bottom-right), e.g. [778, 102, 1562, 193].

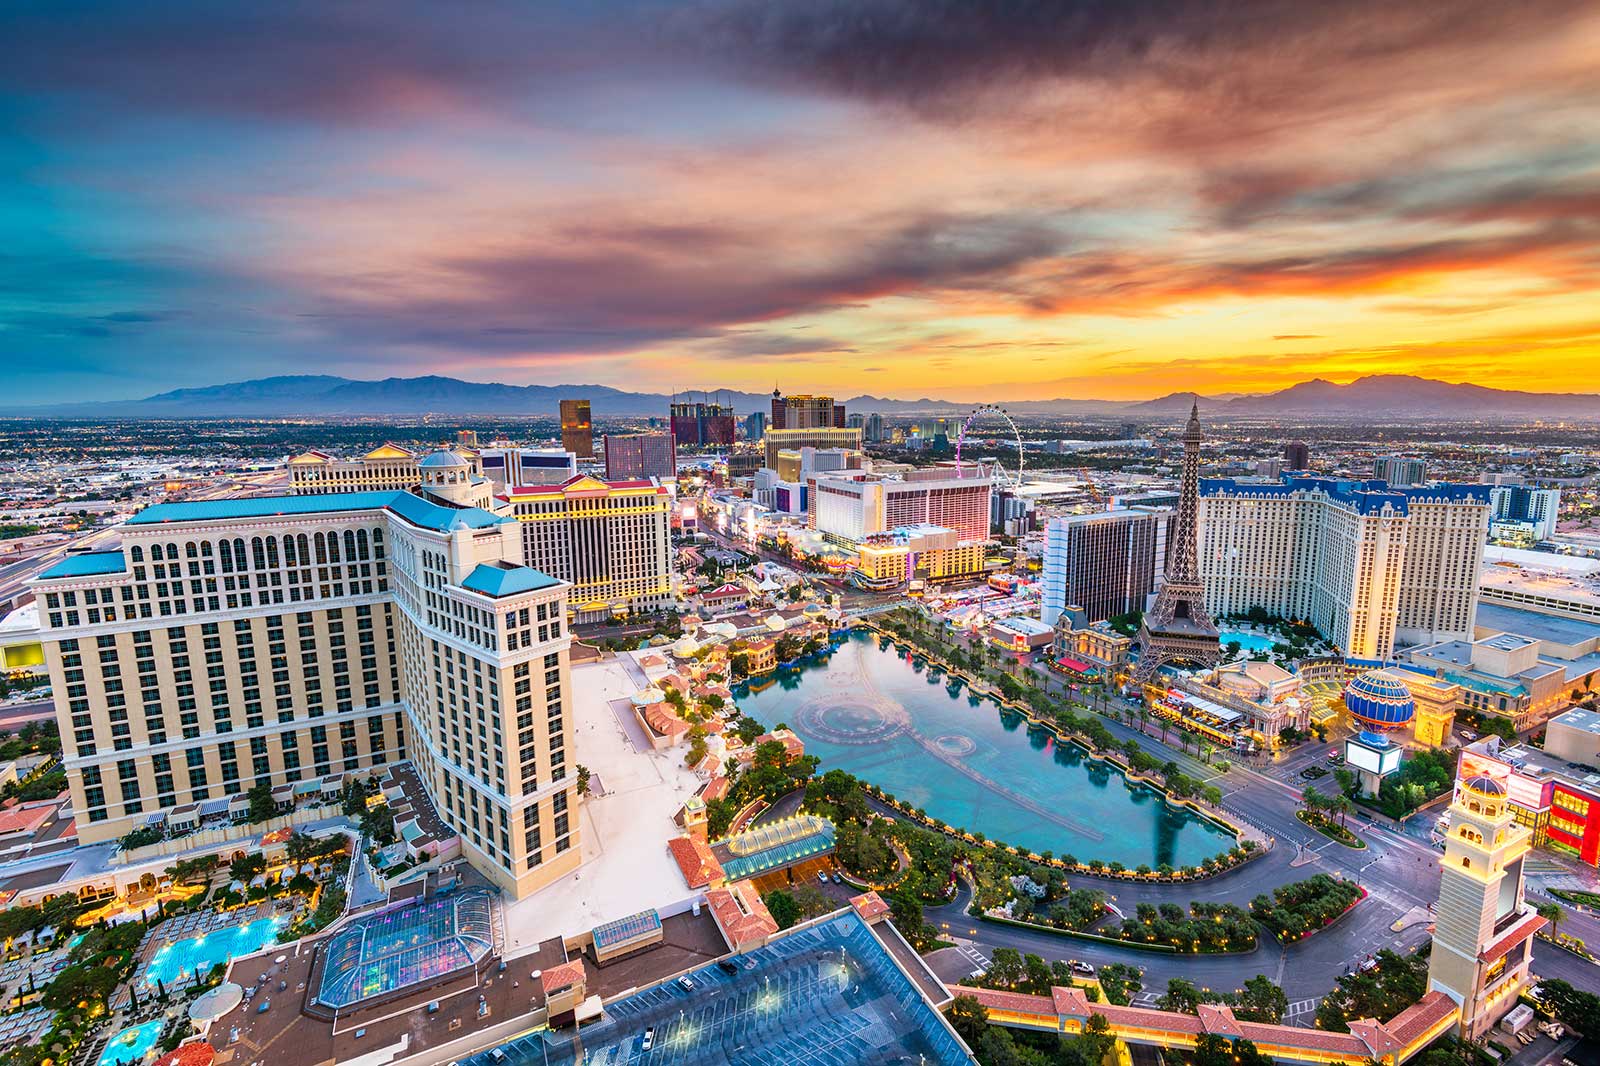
[1345, 739, 1403, 775]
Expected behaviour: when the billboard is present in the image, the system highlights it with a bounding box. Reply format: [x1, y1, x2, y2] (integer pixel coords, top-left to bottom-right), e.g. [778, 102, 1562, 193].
[1346, 738, 1403, 775]
[1456, 750, 1548, 810]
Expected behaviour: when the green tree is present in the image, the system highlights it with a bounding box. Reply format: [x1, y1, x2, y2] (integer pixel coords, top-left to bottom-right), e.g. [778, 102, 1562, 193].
[1159, 977, 1203, 1014]
[1233, 975, 1288, 1024]
[245, 782, 277, 824]
[1096, 963, 1143, 1006]
[1537, 900, 1563, 938]
[761, 889, 801, 930]
[945, 995, 990, 1047]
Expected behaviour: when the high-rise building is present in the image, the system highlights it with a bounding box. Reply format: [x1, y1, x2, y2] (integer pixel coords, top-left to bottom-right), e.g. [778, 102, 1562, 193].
[505, 476, 673, 622]
[30, 464, 581, 898]
[769, 391, 842, 430]
[846, 412, 864, 431]
[1135, 403, 1221, 682]
[1283, 441, 1309, 470]
[742, 411, 767, 442]
[1374, 455, 1427, 486]
[1199, 475, 1490, 658]
[479, 448, 577, 492]
[763, 426, 863, 469]
[1041, 509, 1170, 626]
[559, 398, 593, 458]
[457, 429, 479, 449]
[670, 401, 736, 447]
[1488, 486, 1559, 541]
[288, 443, 465, 494]
[604, 432, 677, 481]
[1428, 775, 1542, 1039]
[812, 467, 991, 545]
[864, 412, 885, 444]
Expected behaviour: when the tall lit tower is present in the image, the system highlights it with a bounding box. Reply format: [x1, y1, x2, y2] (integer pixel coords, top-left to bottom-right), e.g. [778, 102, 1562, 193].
[1135, 402, 1221, 681]
[1428, 774, 1543, 1039]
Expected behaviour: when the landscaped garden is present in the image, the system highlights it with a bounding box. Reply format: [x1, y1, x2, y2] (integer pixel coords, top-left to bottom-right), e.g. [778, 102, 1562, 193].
[1250, 874, 1364, 941]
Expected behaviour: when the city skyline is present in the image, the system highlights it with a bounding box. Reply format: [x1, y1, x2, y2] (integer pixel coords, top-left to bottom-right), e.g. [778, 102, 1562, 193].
[5, 2, 1600, 404]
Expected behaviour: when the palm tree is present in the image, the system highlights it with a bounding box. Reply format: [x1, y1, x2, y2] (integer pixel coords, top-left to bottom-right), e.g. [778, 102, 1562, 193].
[1331, 795, 1353, 829]
[1200, 743, 1214, 765]
[1537, 901, 1564, 938]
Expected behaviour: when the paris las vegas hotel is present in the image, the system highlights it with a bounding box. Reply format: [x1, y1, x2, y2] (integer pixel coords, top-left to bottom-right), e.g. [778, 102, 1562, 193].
[30, 450, 671, 898]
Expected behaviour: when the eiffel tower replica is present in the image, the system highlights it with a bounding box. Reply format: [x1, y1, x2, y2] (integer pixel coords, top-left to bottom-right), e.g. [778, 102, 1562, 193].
[1134, 401, 1221, 683]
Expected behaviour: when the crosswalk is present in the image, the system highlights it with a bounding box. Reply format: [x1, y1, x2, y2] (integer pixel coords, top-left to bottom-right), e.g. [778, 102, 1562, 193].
[1285, 998, 1318, 1020]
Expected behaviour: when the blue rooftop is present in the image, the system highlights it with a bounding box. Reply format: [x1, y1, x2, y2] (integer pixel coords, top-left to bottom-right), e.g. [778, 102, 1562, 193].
[126, 490, 511, 533]
[39, 550, 128, 579]
[1200, 475, 1490, 516]
[463, 909, 973, 1066]
[459, 562, 562, 598]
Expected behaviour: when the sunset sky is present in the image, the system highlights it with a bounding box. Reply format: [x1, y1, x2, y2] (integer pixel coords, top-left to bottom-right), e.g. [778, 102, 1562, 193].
[4, 1, 1600, 404]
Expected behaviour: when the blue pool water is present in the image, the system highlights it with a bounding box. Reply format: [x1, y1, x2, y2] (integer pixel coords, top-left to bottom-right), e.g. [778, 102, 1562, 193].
[144, 916, 283, 988]
[735, 630, 1235, 869]
[1220, 629, 1274, 653]
[98, 1019, 163, 1066]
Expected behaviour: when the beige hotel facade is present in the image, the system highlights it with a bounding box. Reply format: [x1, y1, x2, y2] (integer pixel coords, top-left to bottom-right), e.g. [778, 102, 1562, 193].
[32, 465, 582, 899]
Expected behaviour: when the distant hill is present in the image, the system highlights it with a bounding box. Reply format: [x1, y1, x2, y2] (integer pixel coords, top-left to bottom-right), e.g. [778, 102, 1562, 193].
[8, 373, 1596, 421]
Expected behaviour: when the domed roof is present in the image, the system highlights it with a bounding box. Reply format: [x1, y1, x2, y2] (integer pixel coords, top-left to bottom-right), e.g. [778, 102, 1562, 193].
[418, 450, 470, 469]
[1462, 774, 1506, 798]
[1344, 669, 1415, 732]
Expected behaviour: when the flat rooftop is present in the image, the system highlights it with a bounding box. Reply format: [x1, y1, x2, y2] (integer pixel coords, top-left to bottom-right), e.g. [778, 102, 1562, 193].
[1551, 708, 1600, 737]
[464, 910, 974, 1066]
[501, 656, 705, 959]
[1475, 603, 1600, 649]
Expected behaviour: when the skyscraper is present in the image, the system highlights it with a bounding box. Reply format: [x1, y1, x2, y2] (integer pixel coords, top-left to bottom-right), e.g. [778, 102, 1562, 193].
[769, 391, 842, 430]
[1283, 441, 1309, 470]
[1041, 509, 1169, 626]
[1488, 485, 1559, 541]
[669, 400, 736, 446]
[559, 399, 594, 458]
[1374, 455, 1427, 486]
[1135, 403, 1221, 682]
[1199, 475, 1490, 658]
[743, 411, 767, 442]
[31, 467, 581, 898]
[604, 431, 677, 481]
[864, 412, 884, 443]
[505, 476, 673, 622]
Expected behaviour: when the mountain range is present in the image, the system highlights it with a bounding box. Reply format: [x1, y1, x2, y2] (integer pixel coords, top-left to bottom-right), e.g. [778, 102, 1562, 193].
[8, 373, 1598, 421]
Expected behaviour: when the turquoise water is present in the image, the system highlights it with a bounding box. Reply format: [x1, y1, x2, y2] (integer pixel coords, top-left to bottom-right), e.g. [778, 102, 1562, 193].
[736, 630, 1236, 869]
[144, 916, 283, 988]
[1220, 629, 1274, 653]
[98, 1019, 163, 1066]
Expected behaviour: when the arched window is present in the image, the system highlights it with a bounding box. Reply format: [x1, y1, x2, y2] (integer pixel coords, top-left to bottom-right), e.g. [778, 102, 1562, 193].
[343, 530, 357, 561]
[219, 540, 233, 572]
[251, 537, 266, 571]
[314, 532, 328, 565]
[186, 542, 198, 558]
[130, 545, 144, 563]
[265, 536, 280, 568]
[327, 532, 341, 563]
[297, 534, 310, 566]
[283, 536, 298, 566]
[355, 529, 369, 559]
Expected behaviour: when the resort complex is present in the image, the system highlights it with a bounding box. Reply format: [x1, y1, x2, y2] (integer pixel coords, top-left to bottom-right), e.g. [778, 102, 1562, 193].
[0, 400, 1596, 1066]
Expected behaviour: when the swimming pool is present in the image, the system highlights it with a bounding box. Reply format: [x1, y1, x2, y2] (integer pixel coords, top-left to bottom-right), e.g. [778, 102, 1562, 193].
[143, 916, 283, 989]
[735, 630, 1235, 868]
[98, 1019, 163, 1066]
[1219, 629, 1274, 653]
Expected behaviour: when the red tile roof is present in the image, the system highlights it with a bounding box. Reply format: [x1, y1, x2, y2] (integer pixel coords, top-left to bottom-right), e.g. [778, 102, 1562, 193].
[706, 883, 777, 949]
[667, 835, 723, 889]
[540, 960, 586, 994]
[700, 776, 730, 802]
[950, 986, 1056, 1017]
[1051, 986, 1092, 1016]
[1235, 1021, 1369, 1054]
[849, 891, 891, 923]
[1348, 1017, 1403, 1056]
[1380, 991, 1460, 1048]
[1197, 1003, 1243, 1038]
[1479, 912, 1545, 965]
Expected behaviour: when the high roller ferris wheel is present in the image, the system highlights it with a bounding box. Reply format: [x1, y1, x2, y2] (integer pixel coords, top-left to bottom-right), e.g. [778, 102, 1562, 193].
[953, 404, 1024, 487]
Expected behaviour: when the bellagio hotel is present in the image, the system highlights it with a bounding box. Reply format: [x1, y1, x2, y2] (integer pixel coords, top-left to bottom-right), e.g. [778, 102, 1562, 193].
[30, 454, 582, 898]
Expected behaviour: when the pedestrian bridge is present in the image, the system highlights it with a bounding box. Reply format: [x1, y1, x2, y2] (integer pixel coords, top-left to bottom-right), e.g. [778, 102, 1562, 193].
[949, 984, 1459, 1066]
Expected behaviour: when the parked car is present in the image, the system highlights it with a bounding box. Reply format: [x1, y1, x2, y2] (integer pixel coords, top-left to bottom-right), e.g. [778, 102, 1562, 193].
[641, 1028, 655, 1052]
[677, 976, 695, 992]
[1069, 961, 1095, 977]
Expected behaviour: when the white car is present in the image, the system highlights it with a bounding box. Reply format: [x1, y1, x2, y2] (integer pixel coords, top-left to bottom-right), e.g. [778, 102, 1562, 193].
[641, 1027, 655, 1052]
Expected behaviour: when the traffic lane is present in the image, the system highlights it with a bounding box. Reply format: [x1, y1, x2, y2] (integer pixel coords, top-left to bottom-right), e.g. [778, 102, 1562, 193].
[1531, 939, 1600, 990]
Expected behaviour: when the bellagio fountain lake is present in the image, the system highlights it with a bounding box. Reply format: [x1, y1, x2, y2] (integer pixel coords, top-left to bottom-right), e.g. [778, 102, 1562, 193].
[735, 630, 1236, 870]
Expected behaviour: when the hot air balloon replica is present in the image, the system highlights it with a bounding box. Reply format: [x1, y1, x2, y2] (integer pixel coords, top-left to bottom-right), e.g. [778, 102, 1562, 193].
[1342, 669, 1415, 795]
